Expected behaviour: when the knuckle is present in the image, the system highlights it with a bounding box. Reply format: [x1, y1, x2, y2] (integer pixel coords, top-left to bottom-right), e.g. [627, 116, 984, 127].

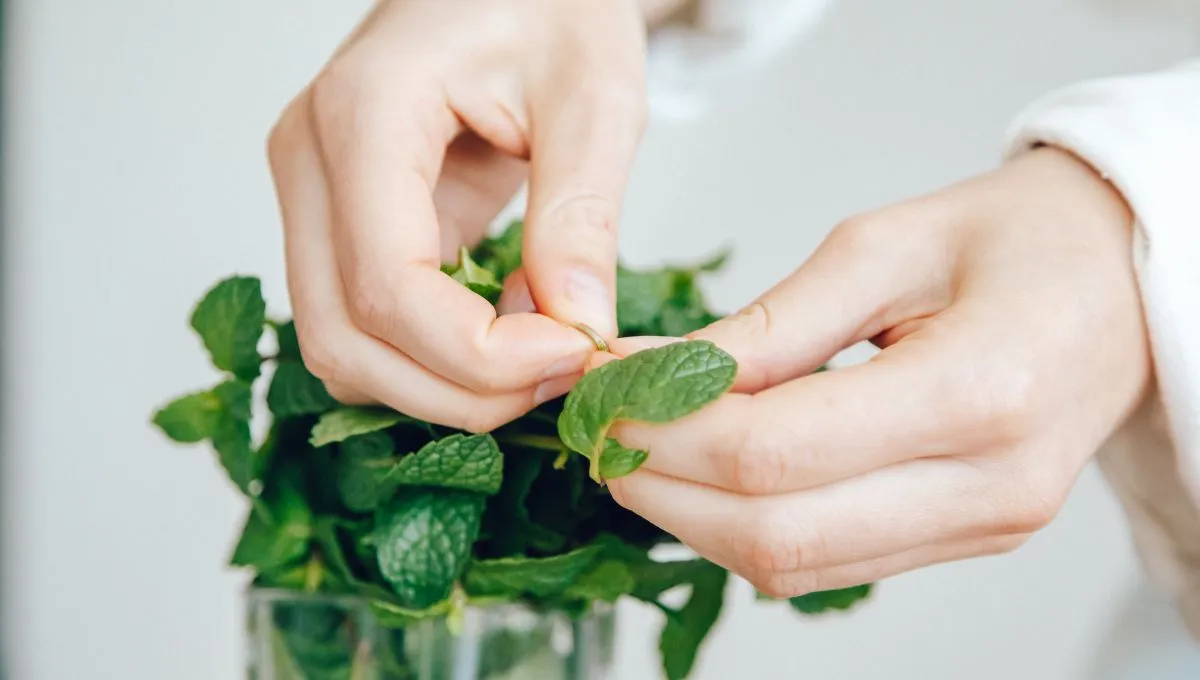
[725, 431, 790, 495]
[754, 571, 817, 601]
[734, 506, 819, 575]
[295, 325, 346, 385]
[346, 281, 401, 336]
[986, 461, 1065, 535]
[546, 192, 618, 239]
[459, 407, 511, 435]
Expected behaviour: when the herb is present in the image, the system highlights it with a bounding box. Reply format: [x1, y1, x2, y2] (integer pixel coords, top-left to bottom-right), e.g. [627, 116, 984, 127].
[151, 220, 873, 679]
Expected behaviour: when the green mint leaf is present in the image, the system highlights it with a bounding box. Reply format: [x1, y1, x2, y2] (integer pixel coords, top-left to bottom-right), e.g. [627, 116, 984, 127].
[210, 380, 260, 494]
[596, 438, 647, 480]
[152, 390, 222, 443]
[335, 432, 397, 513]
[471, 220, 523, 282]
[563, 560, 636, 603]
[268, 361, 339, 419]
[557, 340, 736, 482]
[274, 320, 302, 361]
[788, 584, 873, 614]
[311, 407, 404, 448]
[446, 246, 502, 304]
[660, 563, 728, 680]
[389, 434, 504, 496]
[369, 599, 452, 628]
[481, 447, 563, 557]
[696, 247, 731, 272]
[373, 488, 485, 609]
[464, 545, 603, 599]
[616, 268, 675, 334]
[230, 463, 313, 571]
[189, 275, 266, 380]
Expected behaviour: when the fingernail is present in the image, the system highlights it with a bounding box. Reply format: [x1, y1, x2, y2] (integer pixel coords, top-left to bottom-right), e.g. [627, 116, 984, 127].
[540, 353, 586, 381]
[565, 270, 614, 336]
[534, 374, 577, 406]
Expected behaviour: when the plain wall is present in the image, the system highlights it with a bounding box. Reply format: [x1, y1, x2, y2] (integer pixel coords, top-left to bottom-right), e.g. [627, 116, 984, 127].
[3, 1, 1196, 678]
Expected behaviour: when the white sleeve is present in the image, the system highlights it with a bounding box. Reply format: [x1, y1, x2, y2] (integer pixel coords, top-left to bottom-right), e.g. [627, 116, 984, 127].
[1003, 61, 1200, 634]
[645, 0, 834, 119]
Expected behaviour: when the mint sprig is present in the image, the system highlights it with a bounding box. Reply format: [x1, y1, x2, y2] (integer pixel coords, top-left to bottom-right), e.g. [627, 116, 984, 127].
[150, 220, 873, 679]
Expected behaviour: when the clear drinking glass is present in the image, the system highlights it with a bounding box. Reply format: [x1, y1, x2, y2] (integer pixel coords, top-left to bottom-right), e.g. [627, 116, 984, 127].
[245, 588, 615, 680]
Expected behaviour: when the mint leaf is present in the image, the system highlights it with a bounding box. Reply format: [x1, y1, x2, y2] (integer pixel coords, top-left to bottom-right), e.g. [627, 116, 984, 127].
[152, 390, 222, 443]
[660, 563, 728, 680]
[464, 545, 603, 599]
[373, 488, 485, 609]
[563, 560, 635, 603]
[557, 340, 737, 482]
[190, 276, 266, 380]
[788, 584, 873, 614]
[471, 220, 523, 282]
[335, 432, 397, 513]
[445, 246, 502, 304]
[369, 599, 452, 628]
[210, 380, 259, 494]
[274, 320, 301, 361]
[616, 268, 674, 333]
[389, 434, 503, 495]
[268, 361, 338, 419]
[311, 407, 403, 448]
[230, 462, 312, 571]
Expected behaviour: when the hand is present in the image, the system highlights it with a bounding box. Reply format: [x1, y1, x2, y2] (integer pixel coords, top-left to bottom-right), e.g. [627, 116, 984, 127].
[603, 147, 1152, 597]
[266, 0, 662, 432]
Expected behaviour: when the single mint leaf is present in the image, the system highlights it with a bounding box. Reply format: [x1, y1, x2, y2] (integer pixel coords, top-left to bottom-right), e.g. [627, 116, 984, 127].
[370, 599, 451, 628]
[597, 438, 647, 480]
[557, 340, 736, 482]
[152, 390, 222, 443]
[274, 320, 301, 361]
[211, 380, 259, 494]
[335, 432, 398, 513]
[311, 407, 404, 448]
[268, 361, 338, 419]
[616, 267, 674, 333]
[471, 220, 524, 282]
[464, 545, 603, 599]
[389, 434, 503, 495]
[189, 275, 266, 380]
[563, 560, 635, 603]
[373, 488, 485, 609]
[696, 247, 732, 272]
[788, 584, 873, 614]
[230, 463, 313, 571]
[446, 246, 502, 304]
[660, 563, 728, 680]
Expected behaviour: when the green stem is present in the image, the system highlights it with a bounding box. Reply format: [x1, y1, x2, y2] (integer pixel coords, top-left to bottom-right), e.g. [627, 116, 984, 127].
[494, 433, 565, 453]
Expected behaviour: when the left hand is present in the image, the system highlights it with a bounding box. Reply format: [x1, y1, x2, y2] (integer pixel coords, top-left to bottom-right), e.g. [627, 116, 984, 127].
[603, 146, 1152, 597]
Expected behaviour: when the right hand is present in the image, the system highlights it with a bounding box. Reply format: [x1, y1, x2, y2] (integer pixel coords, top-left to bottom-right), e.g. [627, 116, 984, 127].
[266, 0, 654, 433]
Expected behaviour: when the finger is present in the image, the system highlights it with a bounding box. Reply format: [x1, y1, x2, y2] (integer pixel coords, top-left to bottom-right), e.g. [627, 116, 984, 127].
[310, 65, 592, 394]
[616, 332, 1007, 494]
[497, 267, 535, 315]
[754, 533, 1028, 599]
[690, 207, 955, 393]
[606, 457, 1053, 576]
[268, 102, 560, 433]
[522, 73, 647, 340]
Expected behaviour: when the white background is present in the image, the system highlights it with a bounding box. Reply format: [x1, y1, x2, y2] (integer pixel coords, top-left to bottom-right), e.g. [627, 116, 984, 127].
[3, 0, 1198, 678]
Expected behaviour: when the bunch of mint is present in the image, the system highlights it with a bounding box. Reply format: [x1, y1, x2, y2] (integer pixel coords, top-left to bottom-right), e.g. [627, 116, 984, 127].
[151, 221, 872, 680]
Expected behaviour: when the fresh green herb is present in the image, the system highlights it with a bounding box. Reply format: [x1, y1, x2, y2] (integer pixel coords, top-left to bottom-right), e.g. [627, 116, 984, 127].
[151, 220, 873, 679]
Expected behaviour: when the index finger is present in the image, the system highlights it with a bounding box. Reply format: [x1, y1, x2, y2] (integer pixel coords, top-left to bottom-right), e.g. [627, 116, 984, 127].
[310, 66, 594, 394]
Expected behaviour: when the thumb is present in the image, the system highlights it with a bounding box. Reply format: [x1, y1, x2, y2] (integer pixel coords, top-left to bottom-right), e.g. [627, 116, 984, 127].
[690, 216, 949, 393]
[521, 86, 646, 340]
